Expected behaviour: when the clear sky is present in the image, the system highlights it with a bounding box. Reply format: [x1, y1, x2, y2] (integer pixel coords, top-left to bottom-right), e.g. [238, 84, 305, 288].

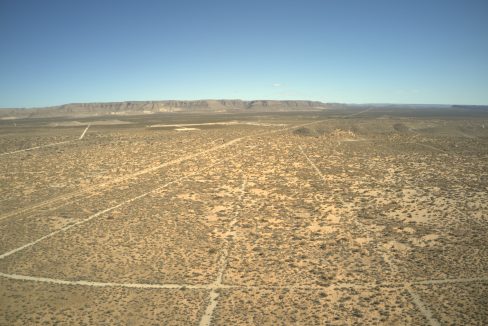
[1, 0, 487, 107]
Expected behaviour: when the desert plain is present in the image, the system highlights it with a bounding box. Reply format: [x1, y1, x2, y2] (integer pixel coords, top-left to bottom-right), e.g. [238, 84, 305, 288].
[0, 107, 487, 325]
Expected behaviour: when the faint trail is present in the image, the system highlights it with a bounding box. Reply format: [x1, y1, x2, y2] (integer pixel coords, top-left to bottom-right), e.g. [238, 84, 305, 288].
[406, 285, 441, 326]
[298, 143, 441, 326]
[412, 142, 446, 153]
[0, 271, 373, 291]
[298, 145, 326, 182]
[0, 272, 234, 290]
[0, 188, 97, 222]
[412, 276, 488, 285]
[0, 192, 100, 224]
[199, 291, 220, 325]
[0, 171, 45, 175]
[199, 178, 246, 326]
[0, 141, 72, 156]
[344, 107, 374, 117]
[0, 159, 225, 260]
[79, 124, 90, 140]
[1, 270, 485, 292]
[375, 249, 438, 324]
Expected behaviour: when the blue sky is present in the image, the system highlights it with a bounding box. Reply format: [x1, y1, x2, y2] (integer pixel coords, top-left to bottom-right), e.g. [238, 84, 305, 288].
[1, 0, 487, 107]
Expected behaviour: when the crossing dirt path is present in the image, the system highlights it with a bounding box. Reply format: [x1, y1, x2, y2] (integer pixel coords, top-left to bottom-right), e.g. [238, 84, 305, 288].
[0, 140, 72, 156]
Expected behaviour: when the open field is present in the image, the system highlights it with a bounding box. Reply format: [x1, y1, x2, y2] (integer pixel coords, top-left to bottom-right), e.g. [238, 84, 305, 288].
[1, 107, 487, 325]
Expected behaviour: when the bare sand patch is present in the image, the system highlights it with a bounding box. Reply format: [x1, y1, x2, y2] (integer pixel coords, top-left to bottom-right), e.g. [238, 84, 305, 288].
[149, 121, 287, 128]
[48, 119, 132, 127]
[383, 240, 410, 252]
[176, 127, 200, 131]
[354, 237, 373, 245]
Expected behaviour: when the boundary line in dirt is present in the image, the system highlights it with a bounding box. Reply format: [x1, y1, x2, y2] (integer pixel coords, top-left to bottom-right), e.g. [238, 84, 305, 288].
[79, 124, 91, 140]
[199, 178, 246, 326]
[0, 271, 485, 291]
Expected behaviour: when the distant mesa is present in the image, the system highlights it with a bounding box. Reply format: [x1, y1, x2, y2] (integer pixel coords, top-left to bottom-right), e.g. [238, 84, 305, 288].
[0, 100, 328, 119]
[1, 100, 487, 119]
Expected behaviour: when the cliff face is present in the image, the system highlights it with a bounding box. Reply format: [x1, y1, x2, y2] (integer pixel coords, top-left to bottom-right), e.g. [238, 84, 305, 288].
[0, 100, 328, 118]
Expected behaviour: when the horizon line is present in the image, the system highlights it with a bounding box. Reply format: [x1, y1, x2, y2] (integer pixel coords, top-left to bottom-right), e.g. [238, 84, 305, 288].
[2, 99, 487, 110]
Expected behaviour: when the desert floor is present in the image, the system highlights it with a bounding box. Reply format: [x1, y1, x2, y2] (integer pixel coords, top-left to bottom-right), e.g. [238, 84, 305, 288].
[1, 108, 487, 325]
